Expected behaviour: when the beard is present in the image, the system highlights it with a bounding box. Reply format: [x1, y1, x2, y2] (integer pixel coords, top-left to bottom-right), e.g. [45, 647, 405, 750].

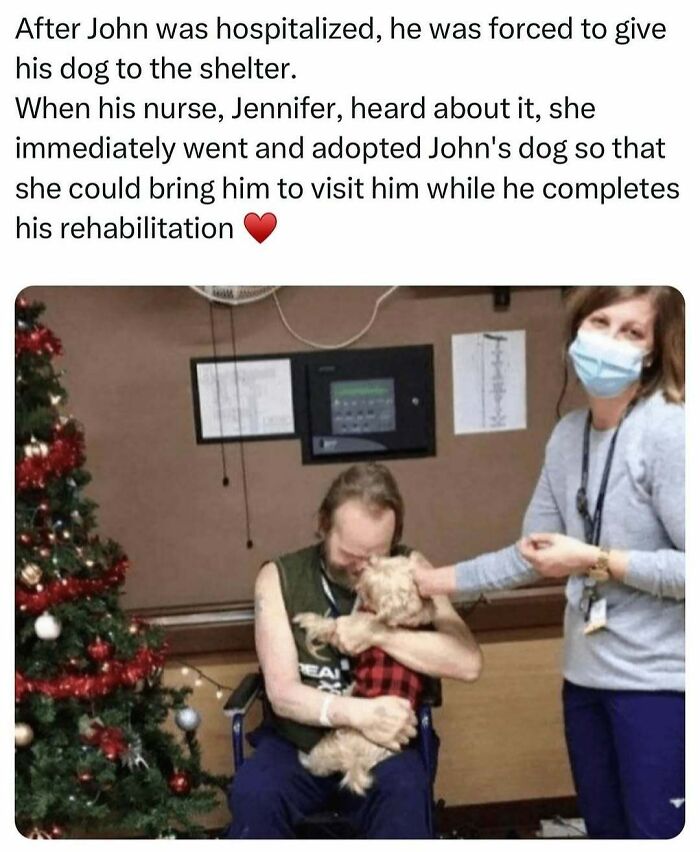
[322, 546, 357, 590]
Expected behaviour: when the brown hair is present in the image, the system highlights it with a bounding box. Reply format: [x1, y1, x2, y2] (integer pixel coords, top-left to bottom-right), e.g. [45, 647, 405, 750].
[558, 286, 684, 412]
[316, 463, 404, 547]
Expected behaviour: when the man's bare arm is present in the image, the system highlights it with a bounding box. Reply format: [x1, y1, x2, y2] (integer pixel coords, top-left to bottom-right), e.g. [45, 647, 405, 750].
[376, 595, 482, 682]
[334, 595, 482, 682]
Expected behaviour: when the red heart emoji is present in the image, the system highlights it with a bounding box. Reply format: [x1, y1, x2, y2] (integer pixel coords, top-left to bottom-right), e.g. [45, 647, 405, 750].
[244, 212, 277, 243]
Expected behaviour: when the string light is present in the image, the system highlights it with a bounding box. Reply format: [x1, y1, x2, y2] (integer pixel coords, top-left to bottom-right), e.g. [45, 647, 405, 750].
[174, 660, 233, 700]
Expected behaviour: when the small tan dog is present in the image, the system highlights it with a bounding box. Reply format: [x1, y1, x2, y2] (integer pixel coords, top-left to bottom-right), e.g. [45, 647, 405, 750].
[293, 552, 435, 794]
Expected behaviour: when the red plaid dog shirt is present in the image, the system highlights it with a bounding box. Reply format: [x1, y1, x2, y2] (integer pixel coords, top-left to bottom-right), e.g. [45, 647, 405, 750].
[352, 644, 424, 711]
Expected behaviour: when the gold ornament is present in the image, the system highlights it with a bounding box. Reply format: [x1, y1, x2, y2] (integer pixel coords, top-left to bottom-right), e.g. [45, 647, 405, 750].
[20, 563, 43, 587]
[15, 722, 34, 747]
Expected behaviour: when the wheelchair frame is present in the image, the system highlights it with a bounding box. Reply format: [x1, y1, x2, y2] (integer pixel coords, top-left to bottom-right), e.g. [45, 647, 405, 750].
[224, 671, 442, 838]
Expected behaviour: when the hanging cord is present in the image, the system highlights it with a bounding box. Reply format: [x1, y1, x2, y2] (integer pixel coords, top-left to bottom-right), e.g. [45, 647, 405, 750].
[208, 302, 230, 487]
[272, 286, 400, 350]
[227, 306, 254, 549]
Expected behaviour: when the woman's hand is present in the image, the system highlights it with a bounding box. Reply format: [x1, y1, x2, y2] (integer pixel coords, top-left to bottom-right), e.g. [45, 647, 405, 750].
[410, 551, 456, 598]
[333, 612, 386, 655]
[518, 533, 598, 578]
[411, 552, 439, 598]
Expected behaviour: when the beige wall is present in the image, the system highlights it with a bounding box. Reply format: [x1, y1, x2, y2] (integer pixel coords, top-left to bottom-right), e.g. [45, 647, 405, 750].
[26, 285, 574, 611]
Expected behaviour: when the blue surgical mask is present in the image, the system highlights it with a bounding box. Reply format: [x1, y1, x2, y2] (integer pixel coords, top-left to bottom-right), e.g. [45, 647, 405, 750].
[568, 329, 646, 398]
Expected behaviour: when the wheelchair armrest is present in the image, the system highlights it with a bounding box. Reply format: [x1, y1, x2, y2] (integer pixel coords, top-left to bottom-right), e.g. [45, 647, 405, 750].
[421, 677, 442, 709]
[223, 671, 263, 718]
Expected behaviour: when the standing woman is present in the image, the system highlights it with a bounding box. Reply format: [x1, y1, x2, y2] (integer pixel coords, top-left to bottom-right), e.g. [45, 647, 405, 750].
[416, 287, 685, 839]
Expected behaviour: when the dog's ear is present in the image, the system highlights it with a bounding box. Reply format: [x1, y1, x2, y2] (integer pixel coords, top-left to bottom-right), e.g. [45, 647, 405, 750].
[407, 550, 432, 576]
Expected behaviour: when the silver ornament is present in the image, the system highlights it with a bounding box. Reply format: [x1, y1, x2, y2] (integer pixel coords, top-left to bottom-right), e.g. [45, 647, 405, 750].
[122, 735, 150, 770]
[34, 612, 62, 640]
[175, 706, 201, 732]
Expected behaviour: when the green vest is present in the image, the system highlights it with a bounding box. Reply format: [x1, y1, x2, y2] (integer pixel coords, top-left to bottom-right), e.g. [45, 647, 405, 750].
[268, 542, 410, 752]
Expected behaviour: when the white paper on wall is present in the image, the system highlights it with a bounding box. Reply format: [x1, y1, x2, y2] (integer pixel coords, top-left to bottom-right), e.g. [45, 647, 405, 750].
[196, 358, 295, 439]
[452, 330, 527, 434]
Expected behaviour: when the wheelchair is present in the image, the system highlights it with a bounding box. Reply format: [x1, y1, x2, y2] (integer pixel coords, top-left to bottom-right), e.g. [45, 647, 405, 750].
[224, 671, 443, 838]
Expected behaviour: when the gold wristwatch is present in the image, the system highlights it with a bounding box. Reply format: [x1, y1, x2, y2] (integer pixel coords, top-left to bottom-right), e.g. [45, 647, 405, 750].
[588, 547, 611, 583]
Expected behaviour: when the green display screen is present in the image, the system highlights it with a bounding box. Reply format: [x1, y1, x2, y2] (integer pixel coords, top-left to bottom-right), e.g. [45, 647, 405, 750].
[331, 378, 396, 434]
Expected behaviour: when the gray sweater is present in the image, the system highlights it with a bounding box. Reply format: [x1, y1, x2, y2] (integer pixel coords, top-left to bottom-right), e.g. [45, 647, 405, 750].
[455, 391, 685, 692]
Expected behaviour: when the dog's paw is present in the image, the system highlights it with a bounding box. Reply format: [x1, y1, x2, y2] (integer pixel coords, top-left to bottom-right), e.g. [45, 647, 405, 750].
[293, 612, 327, 633]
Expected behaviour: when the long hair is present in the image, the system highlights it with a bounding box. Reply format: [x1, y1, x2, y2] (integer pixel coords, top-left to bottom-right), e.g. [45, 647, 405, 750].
[556, 287, 684, 416]
[316, 463, 404, 548]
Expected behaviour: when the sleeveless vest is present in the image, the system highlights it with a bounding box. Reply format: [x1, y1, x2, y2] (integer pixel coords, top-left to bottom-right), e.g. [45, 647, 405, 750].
[268, 542, 410, 752]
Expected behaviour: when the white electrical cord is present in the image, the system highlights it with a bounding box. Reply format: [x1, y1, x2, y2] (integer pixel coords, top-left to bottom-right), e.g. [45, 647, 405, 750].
[273, 286, 400, 350]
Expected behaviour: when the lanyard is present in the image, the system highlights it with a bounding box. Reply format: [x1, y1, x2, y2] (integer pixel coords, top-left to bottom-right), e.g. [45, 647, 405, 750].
[319, 563, 355, 673]
[577, 403, 633, 610]
[576, 404, 634, 546]
[319, 569, 342, 617]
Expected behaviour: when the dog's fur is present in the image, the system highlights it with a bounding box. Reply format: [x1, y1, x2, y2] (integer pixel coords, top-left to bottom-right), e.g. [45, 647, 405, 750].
[293, 552, 435, 794]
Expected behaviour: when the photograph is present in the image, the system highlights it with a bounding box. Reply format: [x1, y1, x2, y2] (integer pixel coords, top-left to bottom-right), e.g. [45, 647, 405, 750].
[14, 285, 685, 839]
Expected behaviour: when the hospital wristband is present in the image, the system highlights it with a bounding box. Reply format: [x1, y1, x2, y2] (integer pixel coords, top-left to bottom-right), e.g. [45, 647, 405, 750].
[319, 694, 335, 727]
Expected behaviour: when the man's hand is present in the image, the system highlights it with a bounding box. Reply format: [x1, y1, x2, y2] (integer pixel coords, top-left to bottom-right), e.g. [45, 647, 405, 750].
[333, 612, 385, 655]
[518, 533, 597, 578]
[350, 695, 417, 751]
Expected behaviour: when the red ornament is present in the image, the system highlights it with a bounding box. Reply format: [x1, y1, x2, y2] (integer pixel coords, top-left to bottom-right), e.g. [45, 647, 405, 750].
[121, 664, 143, 687]
[15, 324, 63, 357]
[100, 726, 127, 761]
[101, 741, 121, 762]
[168, 771, 192, 796]
[87, 639, 113, 662]
[81, 724, 128, 761]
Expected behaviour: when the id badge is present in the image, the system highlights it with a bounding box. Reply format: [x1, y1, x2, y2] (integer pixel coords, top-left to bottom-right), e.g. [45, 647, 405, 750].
[583, 597, 607, 635]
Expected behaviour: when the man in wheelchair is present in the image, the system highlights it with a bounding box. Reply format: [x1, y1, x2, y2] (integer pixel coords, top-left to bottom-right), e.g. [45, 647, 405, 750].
[226, 463, 482, 839]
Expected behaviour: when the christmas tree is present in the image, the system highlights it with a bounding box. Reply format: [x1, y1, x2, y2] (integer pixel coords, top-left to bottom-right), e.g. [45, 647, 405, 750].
[15, 297, 226, 839]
